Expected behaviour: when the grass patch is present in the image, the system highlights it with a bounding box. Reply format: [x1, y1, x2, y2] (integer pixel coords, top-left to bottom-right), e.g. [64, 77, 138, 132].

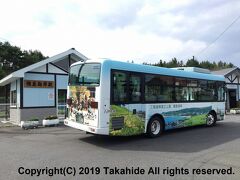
[45, 115, 58, 120]
[110, 105, 145, 136]
[184, 114, 206, 126]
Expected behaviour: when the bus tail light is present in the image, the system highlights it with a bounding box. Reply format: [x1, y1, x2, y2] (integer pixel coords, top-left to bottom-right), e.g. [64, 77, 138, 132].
[90, 102, 98, 109]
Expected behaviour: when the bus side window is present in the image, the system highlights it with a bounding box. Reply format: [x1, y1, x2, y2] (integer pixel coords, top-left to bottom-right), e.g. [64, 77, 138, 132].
[129, 74, 141, 102]
[175, 78, 188, 101]
[175, 86, 189, 101]
[187, 80, 198, 101]
[145, 75, 174, 102]
[113, 72, 128, 102]
[216, 82, 225, 101]
[145, 75, 158, 102]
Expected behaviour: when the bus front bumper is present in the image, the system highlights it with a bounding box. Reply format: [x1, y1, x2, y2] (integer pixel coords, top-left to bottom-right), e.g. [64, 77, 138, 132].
[64, 119, 109, 135]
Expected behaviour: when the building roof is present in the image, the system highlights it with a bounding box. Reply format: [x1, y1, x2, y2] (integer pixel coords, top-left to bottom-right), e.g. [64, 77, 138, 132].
[0, 48, 88, 86]
[211, 67, 240, 77]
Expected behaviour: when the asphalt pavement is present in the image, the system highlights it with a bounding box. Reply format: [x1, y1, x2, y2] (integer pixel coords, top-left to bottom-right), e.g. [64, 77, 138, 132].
[0, 115, 240, 180]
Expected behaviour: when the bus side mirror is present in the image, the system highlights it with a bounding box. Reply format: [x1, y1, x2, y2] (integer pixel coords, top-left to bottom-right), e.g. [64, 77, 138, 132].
[67, 98, 72, 106]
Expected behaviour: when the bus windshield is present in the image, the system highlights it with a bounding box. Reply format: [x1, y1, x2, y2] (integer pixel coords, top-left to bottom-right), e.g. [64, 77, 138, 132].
[69, 63, 101, 86]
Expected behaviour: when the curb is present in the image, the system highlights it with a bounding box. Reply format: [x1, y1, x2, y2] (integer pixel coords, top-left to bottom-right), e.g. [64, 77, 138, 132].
[0, 124, 17, 128]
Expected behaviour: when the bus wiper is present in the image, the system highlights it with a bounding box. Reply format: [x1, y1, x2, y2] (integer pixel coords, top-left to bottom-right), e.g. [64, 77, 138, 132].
[79, 82, 98, 85]
[78, 64, 85, 83]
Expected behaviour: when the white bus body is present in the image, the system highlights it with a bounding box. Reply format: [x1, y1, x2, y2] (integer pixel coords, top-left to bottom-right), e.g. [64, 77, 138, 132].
[64, 59, 225, 137]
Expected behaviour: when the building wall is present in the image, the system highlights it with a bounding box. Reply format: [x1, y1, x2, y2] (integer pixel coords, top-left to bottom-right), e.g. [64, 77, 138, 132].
[48, 64, 67, 74]
[10, 108, 20, 124]
[225, 72, 240, 109]
[225, 84, 240, 110]
[20, 107, 56, 123]
[1, 50, 84, 124]
[8, 65, 69, 123]
[31, 65, 47, 72]
[23, 73, 55, 107]
[56, 75, 68, 89]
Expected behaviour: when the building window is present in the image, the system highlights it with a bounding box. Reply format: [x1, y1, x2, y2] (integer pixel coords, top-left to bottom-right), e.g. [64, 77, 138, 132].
[58, 89, 67, 117]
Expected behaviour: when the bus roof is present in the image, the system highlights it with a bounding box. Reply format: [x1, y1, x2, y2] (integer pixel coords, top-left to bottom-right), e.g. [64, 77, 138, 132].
[71, 59, 225, 82]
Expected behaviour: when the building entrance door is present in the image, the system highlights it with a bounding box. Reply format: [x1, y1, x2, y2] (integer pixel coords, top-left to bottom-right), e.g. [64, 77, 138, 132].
[229, 89, 237, 109]
[57, 89, 67, 119]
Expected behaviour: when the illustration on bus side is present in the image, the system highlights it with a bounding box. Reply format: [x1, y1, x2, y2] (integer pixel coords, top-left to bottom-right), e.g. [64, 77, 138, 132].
[162, 106, 212, 129]
[110, 105, 145, 136]
[109, 104, 212, 136]
[68, 86, 98, 123]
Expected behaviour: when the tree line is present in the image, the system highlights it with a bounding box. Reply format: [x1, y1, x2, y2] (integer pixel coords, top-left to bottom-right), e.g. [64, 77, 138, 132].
[0, 41, 236, 80]
[0, 41, 47, 79]
[143, 57, 235, 70]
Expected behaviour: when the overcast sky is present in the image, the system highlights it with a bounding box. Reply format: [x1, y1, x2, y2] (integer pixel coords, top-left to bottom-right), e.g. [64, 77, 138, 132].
[1, 0, 240, 66]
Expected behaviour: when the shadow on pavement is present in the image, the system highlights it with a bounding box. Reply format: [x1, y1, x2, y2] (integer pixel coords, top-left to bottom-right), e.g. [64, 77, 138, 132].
[79, 121, 240, 153]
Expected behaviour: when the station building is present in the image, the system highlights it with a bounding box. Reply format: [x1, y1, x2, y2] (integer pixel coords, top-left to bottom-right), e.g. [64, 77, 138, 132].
[0, 48, 87, 124]
[173, 66, 240, 111]
[212, 67, 240, 110]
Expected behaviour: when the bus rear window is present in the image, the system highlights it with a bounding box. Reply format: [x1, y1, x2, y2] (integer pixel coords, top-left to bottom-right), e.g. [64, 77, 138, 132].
[69, 63, 101, 86]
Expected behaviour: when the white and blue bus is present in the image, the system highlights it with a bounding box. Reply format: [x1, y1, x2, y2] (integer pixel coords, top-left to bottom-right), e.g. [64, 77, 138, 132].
[64, 59, 225, 137]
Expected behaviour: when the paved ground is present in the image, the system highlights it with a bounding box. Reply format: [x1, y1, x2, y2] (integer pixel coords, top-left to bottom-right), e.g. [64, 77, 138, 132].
[0, 115, 240, 180]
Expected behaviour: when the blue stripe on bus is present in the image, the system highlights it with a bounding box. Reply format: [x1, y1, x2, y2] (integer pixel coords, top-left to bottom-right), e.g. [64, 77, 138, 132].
[101, 59, 225, 81]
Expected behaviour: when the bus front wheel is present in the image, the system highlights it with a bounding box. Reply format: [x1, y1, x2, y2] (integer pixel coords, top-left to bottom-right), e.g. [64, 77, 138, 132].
[206, 112, 217, 127]
[147, 117, 164, 138]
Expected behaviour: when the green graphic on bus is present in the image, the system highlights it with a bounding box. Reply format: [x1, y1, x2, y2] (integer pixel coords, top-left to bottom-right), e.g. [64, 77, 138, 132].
[110, 105, 145, 136]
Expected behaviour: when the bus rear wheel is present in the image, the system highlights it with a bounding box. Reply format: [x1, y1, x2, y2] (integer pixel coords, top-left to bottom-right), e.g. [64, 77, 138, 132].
[206, 112, 216, 127]
[147, 117, 164, 138]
